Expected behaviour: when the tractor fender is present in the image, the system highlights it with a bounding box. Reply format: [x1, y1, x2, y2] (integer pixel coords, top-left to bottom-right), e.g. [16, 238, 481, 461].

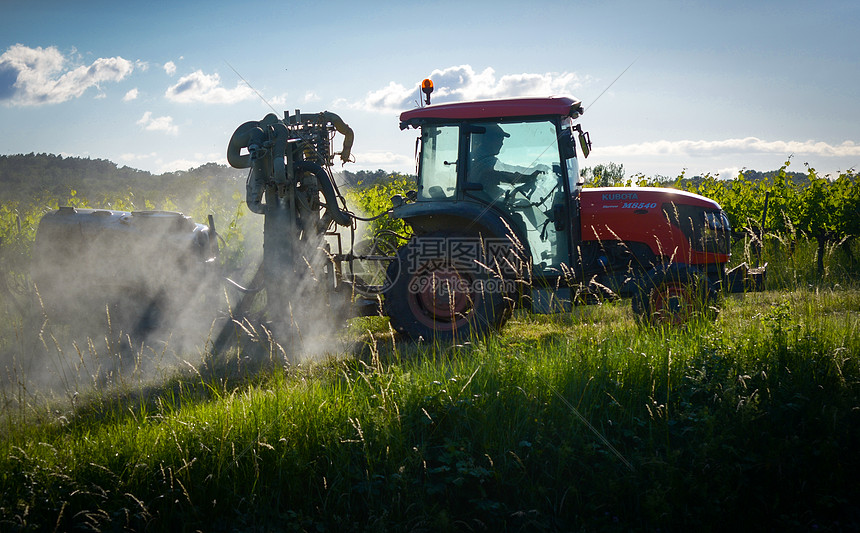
[391, 200, 532, 255]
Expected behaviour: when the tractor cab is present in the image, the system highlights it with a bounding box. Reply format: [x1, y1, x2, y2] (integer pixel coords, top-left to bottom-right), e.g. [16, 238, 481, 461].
[396, 93, 591, 276]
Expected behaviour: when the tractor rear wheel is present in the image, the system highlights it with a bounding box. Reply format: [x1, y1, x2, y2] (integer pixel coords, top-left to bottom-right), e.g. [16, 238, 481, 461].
[383, 232, 513, 343]
[631, 265, 719, 326]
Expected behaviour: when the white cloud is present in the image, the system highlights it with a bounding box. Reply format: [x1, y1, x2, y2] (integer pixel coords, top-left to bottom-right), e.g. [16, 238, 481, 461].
[0, 44, 133, 105]
[119, 152, 157, 163]
[123, 88, 139, 101]
[117, 152, 221, 173]
[137, 111, 178, 135]
[269, 92, 289, 107]
[160, 159, 200, 173]
[351, 65, 584, 113]
[156, 155, 221, 173]
[598, 137, 860, 159]
[715, 166, 743, 180]
[351, 150, 414, 169]
[165, 70, 256, 104]
[164, 61, 176, 76]
[358, 81, 414, 113]
[430, 65, 582, 101]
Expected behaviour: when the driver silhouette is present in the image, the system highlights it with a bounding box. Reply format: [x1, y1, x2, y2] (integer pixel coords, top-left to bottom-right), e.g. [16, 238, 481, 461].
[468, 124, 545, 204]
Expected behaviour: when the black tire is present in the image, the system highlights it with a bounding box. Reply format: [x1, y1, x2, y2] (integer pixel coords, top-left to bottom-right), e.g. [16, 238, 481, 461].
[383, 232, 514, 343]
[631, 264, 719, 326]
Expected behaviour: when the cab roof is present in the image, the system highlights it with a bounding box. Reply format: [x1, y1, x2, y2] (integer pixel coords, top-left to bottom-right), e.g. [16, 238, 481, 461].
[399, 96, 583, 129]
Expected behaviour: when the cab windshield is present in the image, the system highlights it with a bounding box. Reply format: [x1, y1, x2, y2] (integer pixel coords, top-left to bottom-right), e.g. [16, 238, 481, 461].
[464, 120, 569, 270]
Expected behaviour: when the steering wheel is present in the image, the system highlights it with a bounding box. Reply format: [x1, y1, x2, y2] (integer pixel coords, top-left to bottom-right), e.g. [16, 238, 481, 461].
[505, 169, 542, 207]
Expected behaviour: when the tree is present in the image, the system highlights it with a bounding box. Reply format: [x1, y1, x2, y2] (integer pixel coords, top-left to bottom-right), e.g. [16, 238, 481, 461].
[581, 162, 625, 187]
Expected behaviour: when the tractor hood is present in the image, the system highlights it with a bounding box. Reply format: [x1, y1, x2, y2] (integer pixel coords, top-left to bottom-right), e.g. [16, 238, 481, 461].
[579, 187, 729, 263]
[580, 187, 721, 211]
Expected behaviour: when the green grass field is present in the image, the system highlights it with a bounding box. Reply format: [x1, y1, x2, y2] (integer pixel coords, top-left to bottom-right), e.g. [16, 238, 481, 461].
[1, 281, 858, 531]
[1, 152, 858, 531]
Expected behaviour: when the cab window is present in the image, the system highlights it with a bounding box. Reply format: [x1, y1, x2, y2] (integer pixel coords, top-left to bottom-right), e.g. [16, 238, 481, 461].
[465, 120, 569, 270]
[417, 125, 458, 201]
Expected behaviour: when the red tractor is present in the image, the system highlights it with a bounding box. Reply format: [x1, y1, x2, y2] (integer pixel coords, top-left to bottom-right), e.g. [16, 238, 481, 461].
[380, 85, 764, 341]
[32, 80, 764, 346]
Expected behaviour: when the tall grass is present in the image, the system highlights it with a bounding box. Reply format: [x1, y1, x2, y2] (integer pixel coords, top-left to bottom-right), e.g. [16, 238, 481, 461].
[0, 189, 858, 530]
[1, 285, 858, 531]
[728, 227, 859, 289]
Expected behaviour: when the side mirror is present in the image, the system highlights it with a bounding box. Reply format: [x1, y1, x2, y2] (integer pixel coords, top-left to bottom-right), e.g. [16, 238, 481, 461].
[578, 130, 591, 159]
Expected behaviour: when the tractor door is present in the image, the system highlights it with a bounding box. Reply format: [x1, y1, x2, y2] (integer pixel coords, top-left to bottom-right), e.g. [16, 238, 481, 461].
[416, 125, 459, 200]
[464, 120, 571, 275]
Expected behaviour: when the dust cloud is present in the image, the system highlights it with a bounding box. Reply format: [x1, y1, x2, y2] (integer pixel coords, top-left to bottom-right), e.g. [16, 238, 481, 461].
[0, 196, 363, 411]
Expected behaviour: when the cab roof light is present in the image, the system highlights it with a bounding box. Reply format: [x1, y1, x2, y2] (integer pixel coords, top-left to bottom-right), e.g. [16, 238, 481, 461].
[421, 78, 434, 105]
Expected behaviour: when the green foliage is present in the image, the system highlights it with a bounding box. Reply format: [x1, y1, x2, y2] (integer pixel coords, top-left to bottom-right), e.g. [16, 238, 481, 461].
[339, 168, 406, 188]
[582, 161, 626, 187]
[623, 159, 860, 278]
[678, 160, 860, 244]
[344, 172, 416, 240]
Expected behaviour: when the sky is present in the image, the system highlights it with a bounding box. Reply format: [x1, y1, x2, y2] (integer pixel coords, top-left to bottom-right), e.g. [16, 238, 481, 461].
[1, 0, 858, 181]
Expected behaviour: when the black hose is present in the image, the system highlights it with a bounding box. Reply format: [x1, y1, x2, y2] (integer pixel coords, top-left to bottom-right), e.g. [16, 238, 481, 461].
[294, 160, 353, 227]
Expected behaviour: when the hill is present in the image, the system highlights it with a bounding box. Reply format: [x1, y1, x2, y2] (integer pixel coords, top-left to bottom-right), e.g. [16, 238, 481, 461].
[0, 153, 417, 209]
[0, 153, 246, 208]
[3, 152, 821, 206]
